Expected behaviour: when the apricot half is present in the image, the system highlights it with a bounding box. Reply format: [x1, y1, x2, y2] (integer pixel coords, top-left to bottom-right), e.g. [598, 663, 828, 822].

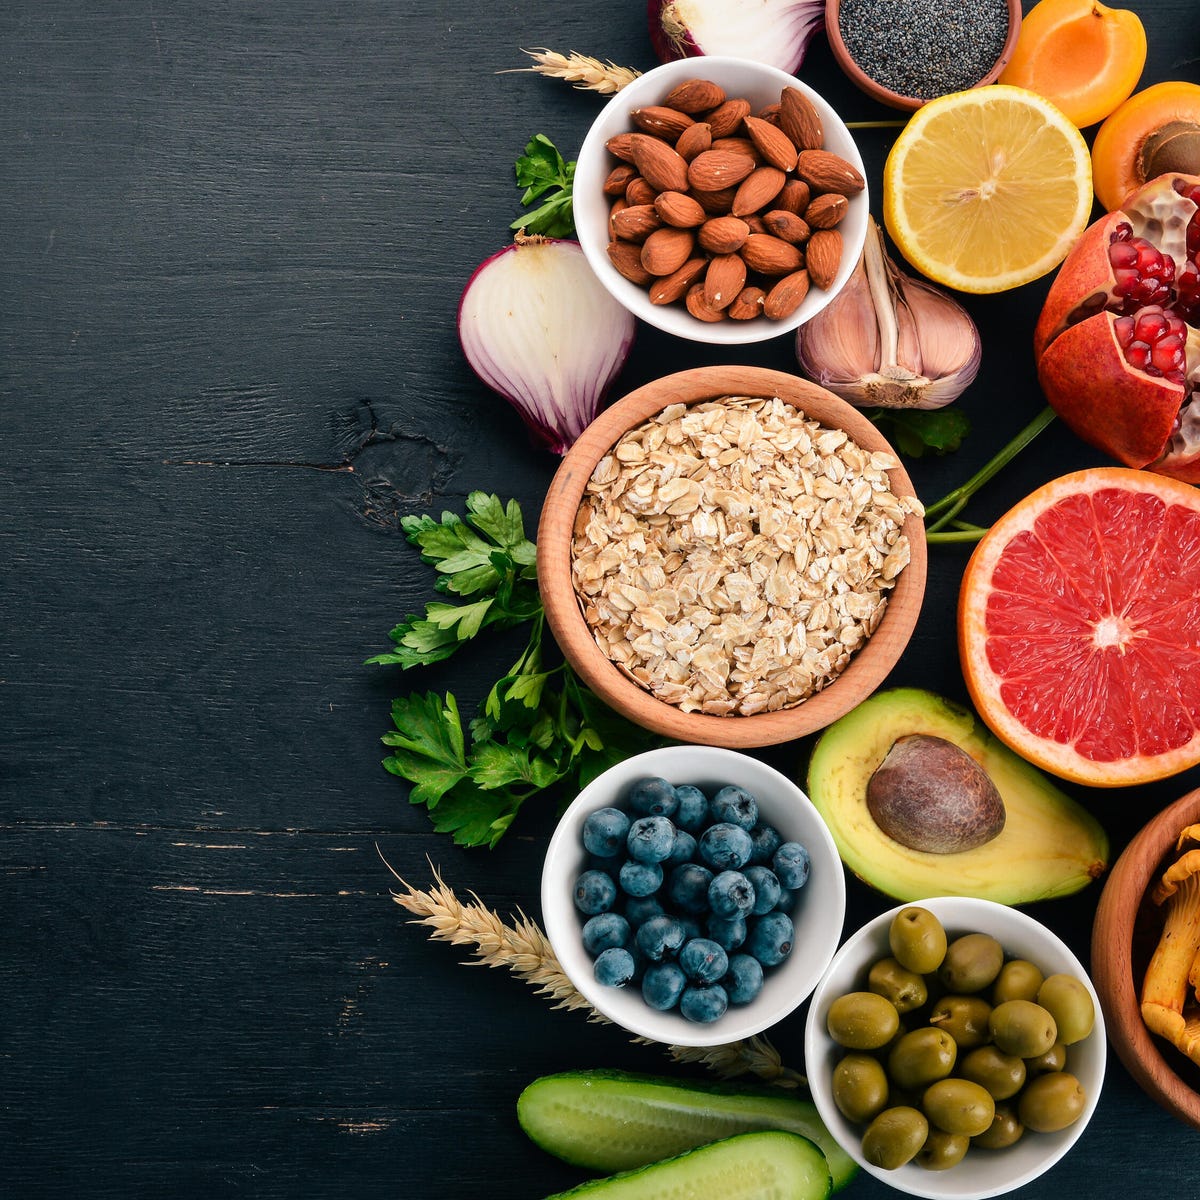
[998, 0, 1145, 129]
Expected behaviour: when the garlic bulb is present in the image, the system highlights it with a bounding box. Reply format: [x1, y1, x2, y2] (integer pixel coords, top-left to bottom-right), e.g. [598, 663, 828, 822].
[796, 217, 981, 409]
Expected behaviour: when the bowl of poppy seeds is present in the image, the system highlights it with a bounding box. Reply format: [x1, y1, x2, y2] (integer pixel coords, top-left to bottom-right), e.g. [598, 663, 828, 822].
[826, 0, 1022, 111]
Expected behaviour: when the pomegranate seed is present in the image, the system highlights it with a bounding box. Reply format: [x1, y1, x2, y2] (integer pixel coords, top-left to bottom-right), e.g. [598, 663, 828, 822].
[1151, 333, 1185, 374]
[1113, 300, 1192, 383]
[1134, 307, 1170, 342]
[1110, 240, 1138, 268]
[1124, 340, 1152, 369]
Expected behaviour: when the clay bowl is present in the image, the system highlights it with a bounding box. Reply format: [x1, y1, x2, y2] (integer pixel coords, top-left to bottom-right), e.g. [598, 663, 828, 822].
[1092, 787, 1200, 1131]
[825, 0, 1023, 112]
[536, 365, 927, 749]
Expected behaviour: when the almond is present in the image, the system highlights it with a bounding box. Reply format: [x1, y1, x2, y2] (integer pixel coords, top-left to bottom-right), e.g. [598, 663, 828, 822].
[775, 179, 811, 216]
[806, 228, 843, 289]
[763, 269, 811, 320]
[740, 233, 804, 275]
[663, 77, 726, 114]
[629, 133, 690, 193]
[605, 132, 637, 162]
[762, 209, 811, 245]
[698, 215, 750, 255]
[631, 105, 696, 139]
[640, 226, 697, 276]
[685, 282, 727, 322]
[731, 166, 786, 217]
[743, 214, 768, 236]
[727, 285, 767, 321]
[705, 97, 751, 139]
[648, 257, 708, 305]
[795, 149, 866, 196]
[703, 253, 748, 311]
[690, 186, 738, 215]
[603, 164, 639, 197]
[654, 190, 707, 228]
[607, 240, 653, 285]
[804, 192, 849, 229]
[743, 115, 798, 172]
[687, 149, 757, 192]
[674, 121, 713, 162]
[756, 102, 782, 126]
[607, 197, 628, 240]
[710, 136, 760, 160]
[779, 87, 824, 152]
[625, 176, 657, 207]
[611, 204, 662, 242]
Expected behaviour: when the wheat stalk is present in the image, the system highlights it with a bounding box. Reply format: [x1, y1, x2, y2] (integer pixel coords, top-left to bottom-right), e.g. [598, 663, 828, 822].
[509, 48, 641, 95]
[386, 858, 806, 1088]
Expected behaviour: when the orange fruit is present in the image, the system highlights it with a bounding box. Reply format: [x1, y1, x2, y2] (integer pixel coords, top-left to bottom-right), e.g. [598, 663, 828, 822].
[958, 468, 1200, 786]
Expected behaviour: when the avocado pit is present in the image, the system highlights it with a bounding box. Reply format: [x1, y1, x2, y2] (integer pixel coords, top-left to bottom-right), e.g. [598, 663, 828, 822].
[867, 733, 1006, 854]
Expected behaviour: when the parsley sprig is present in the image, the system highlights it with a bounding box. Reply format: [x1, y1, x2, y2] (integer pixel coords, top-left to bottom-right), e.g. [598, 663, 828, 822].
[368, 493, 659, 848]
[511, 135, 576, 238]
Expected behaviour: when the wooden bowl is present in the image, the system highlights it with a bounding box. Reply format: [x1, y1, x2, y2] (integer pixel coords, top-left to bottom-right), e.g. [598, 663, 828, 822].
[536, 365, 927, 749]
[1091, 787, 1200, 1130]
[824, 0, 1023, 112]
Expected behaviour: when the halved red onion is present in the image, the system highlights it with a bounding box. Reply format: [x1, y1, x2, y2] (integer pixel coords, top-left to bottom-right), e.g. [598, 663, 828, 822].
[648, 0, 826, 74]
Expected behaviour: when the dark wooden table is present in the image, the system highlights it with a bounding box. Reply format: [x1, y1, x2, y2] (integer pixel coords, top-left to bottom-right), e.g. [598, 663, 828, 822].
[4, 2, 1200, 1195]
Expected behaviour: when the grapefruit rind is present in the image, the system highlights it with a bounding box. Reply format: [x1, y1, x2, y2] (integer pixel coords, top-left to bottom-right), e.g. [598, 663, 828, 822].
[958, 467, 1200, 787]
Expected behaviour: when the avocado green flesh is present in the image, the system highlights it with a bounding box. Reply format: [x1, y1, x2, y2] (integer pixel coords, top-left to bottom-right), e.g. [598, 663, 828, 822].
[519, 1070, 857, 1191]
[540, 1130, 832, 1199]
[806, 688, 1109, 904]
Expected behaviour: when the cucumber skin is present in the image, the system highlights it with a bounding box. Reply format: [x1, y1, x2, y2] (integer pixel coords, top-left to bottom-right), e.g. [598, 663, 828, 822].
[518, 1069, 858, 1192]
[540, 1131, 832, 1200]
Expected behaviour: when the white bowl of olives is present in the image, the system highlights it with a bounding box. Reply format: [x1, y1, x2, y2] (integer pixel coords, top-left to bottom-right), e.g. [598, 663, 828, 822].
[803, 897, 1106, 1199]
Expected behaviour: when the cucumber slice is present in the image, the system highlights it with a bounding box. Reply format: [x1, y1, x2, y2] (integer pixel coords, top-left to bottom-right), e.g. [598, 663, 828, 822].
[518, 1069, 858, 1192]
[541, 1131, 831, 1199]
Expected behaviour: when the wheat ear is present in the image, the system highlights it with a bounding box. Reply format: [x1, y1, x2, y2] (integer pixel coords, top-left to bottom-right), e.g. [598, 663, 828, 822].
[508, 48, 641, 95]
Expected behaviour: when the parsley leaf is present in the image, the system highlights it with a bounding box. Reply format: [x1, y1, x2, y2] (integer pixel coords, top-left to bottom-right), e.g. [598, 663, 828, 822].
[511, 134, 576, 238]
[867, 407, 971, 458]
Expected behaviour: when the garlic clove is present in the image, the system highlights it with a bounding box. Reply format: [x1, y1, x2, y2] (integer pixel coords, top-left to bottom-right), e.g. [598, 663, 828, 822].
[901, 275, 983, 386]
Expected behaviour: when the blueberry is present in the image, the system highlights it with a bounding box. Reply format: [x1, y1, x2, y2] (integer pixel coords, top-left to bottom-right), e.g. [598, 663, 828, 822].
[619, 859, 663, 898]
[679, 937, 729, 985]
[582, 912, 630, 956]
[709, 785, 759, 831]
[627, 776, 679, 818]
[724, 954, 764, 1005]
[706, 913, 748, 951]
[667, 862, 714, 915]
[748, 822, 784, 865]
[635, 914, 687, 962]
[698, 822, 753, 871]
[573, 868, 617, 915]
[744, 865, 782, 916]
[773, 842, 811, 890]
[678, 916, 702, 943]
[666, 828, 698, 866]
[627, 816, 676, 864]
[673, 784, 709, 833]
[746, 911, 794, 966]
[680, 983, 729, 1024]
[773, 885, 798, 914]
[642, 962, 688, 1011]
[708, 869, 756, 918]
[593, 946, 636, 988]
[582, 807, 631, 858]
[623, 895, 665, 926]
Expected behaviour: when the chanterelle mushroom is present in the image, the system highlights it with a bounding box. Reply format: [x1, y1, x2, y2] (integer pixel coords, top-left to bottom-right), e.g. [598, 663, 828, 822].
[1141, 825, 1200, 1067]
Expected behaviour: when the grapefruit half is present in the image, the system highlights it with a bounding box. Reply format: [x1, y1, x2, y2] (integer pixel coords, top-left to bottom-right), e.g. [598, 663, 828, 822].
[958, 468, 1200, 787]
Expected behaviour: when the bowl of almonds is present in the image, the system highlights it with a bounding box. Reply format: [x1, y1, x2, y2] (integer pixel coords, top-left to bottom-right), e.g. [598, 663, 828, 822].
[536, 365, 927, 747]
[572, 57, 870, 343]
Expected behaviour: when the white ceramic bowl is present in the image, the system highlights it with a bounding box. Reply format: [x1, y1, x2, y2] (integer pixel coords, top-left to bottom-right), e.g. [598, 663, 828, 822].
[573, 56, 869, 344]
[804, 897, 1107, 1199]
[541, 745, 846, 1046]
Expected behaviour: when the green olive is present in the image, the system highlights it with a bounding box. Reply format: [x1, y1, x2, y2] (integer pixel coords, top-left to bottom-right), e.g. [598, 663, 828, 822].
[916, 1128, 970, 1171]
[887, 1027, 958, 1091]
[972, 1103, 1025, 1150]
[827, 991, 901, 1050]
[921, 1077, 996, 1137]
[938, 932, 1005, 993]
[988, 999, 1058, 1058]
[1017, 1071, 1087, 1132]
[959, 1044, 1027, 1100]
[992, 958, 1044, 1005]
[929, 994, 993, 1049]
[888, 907, 948, 975]
[1024, 1042, 1068, 1074]
[861, 1106, 929, 1170]
[1036, 974, 1095, 1045]
[868, 956, 929, 1014]
[832, 1053, 890, 1123]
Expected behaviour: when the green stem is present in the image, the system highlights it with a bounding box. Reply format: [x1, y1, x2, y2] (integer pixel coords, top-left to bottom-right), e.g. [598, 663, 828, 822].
[846, 119, 909, 129]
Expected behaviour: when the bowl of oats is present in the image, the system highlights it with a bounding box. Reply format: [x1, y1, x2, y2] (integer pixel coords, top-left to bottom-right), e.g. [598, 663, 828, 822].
[536, 365, 927, 748]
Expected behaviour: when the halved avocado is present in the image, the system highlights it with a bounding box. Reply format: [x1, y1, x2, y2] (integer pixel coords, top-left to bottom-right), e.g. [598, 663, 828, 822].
[806, 688, 1109, 904]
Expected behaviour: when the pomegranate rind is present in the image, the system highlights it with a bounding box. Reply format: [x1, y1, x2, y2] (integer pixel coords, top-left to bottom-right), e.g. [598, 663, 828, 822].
[958, 468, 1200, 788]
[1037, 311, 1185, 469]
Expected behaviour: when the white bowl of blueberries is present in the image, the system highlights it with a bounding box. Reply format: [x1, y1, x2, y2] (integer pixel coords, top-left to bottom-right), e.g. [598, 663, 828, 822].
[541, 745, 847, 1046]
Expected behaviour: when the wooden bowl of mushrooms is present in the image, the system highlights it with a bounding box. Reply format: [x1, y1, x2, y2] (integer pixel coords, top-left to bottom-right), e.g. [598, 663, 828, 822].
[536, 365, 927, 749]
[1092, 787, 1200, 1131]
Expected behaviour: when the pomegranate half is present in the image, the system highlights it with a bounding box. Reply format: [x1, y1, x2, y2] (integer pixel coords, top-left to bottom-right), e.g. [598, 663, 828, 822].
[1035, 173, 1200, 482]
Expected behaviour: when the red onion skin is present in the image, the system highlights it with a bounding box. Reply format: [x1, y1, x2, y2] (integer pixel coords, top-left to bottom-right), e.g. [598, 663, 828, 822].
[646, 0, 825, 74]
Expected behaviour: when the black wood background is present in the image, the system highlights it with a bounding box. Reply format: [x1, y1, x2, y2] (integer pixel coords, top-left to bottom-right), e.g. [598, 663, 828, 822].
[4, 2, 1200, 1196]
